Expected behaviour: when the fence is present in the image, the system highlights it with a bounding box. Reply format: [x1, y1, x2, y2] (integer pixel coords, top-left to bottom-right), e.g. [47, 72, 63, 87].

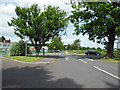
[0, 50, 10, 55]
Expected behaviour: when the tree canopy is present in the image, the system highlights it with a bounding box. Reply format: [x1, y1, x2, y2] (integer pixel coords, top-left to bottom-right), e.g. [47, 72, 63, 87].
[0, 36, 6, 42]
[8, 4, 68, 54]
[70, 1, 120, 57]
[70, 39, 81, 50]
[47, 37, 64, 50]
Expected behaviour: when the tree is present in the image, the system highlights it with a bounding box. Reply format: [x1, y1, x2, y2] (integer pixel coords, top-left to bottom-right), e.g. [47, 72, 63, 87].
[10, 40, 31, 56]
[70, 1, 120, 58]
[0, 36, 6, 42]
[48, 37, 64, 50]
[8, 4, 68, 55]
[64, 44, 71, 50]
[70, 39, 81, 50]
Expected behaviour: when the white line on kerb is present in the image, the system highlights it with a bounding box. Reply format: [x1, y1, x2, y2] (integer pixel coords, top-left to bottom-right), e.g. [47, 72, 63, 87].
[94, 66, 120, 80]
[65, 57, 68, 60]
[78, 59, 87, 63]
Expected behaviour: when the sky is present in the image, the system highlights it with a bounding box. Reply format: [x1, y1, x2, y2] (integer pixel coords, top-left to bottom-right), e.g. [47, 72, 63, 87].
[1, 0, 118, 49]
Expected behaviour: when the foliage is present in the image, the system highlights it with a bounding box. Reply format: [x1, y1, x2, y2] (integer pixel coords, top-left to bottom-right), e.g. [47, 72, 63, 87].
[0, 36, 6, 42]
[70, 1, 120, 58]
[10, 40, 31, 56]
[64, 44, 71, 50]
[8, 4, 68, 54]
[47, 37, 64, 50]
[70, 39, 81, 50]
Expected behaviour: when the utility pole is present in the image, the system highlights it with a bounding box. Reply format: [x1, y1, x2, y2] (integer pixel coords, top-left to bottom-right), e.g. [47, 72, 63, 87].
[25, 41, 27, 56]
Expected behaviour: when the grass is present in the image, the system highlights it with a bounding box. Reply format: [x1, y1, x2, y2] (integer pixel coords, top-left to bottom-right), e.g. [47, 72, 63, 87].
[68, 49, 120, 62]
[4, 55, 47, 62]
[102, 57, 120, 62]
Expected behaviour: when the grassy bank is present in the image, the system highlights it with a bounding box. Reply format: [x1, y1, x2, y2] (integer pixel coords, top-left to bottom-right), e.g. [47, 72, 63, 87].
[4, 55, 47, 62]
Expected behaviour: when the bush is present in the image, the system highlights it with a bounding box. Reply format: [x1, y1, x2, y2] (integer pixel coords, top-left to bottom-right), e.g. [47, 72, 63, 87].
[10, 40, 31, 56]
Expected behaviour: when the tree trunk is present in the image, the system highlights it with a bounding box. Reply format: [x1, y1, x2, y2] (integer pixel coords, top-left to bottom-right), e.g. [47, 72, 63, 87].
[36, 48, 40, 56]
[35, 45, 40, 56]
[106, 26, 115, 58]
[43, 48, 45, 56]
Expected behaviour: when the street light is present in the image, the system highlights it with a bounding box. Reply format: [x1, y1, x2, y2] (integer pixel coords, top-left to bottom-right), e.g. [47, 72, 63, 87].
[25, 40, 29, 56]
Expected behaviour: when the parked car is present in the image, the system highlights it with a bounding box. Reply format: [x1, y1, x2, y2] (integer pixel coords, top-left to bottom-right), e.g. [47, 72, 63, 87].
[54, 50, 60, 53]
[85, 50, 100, 55]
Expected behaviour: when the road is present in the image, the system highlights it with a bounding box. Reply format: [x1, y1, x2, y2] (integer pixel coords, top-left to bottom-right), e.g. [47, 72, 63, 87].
[2, 52, 120, 88]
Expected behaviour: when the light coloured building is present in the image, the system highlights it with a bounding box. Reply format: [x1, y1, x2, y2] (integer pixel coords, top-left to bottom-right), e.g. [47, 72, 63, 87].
[0, 40, 11, 55]
[29, 46, 48, 53]
[117, 37, 120, 49]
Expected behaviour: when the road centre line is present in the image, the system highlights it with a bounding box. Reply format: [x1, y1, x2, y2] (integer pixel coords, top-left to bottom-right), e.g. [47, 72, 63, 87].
[87, 59, 94, 61]
[84, 58, 94, 61]
[94, 66, 120, 80]
[78, 59, 87, 63]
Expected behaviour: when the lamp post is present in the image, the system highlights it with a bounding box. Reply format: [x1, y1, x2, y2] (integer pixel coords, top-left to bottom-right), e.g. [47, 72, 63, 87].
[25, 41, 27, 56]
[25, 40, 29, 56]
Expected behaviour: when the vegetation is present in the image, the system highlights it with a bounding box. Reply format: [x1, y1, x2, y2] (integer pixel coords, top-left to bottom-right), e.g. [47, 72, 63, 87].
[70, 1, 120, 58]
[0, 36, 6, 42]
[70, 39, 81, 50]
[64, 39, 81, 50]
[47, 37, 64, 50]
[5, 55, 46, 62]
[10, 40, 31, 56]
[68, 49, 120, 61]
[8, 4, 68, 55]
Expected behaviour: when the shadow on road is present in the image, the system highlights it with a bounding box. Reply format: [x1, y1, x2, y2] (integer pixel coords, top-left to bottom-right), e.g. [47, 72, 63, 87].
[104, 80, 120, 88]
[3, 66, 83, 88]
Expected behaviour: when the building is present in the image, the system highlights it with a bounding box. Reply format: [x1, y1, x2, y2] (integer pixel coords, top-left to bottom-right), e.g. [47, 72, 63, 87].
[29, 46, 48, 53]
[117, 36, 120, 49]
[0, 40, 11, 55]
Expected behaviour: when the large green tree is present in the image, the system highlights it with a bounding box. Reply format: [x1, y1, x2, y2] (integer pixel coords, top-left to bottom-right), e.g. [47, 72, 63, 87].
[70, 39, 81, 50]
[48, 37, 64, 50]
[70, 1, 120, 58]
[8, 4, 68, 55]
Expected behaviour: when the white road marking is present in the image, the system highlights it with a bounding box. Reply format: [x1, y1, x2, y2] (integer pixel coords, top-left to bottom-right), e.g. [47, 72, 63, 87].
[94, 66, 120, 80]
[87, 59, 94, 61]
[78, 59, 87, 63]
[65, 57, 68, 60]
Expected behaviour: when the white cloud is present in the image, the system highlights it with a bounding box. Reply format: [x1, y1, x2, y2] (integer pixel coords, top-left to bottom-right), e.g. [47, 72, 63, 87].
[0, 0, 72, 42]
[0, 3, 16, 16]
[0, 0, 114, 49]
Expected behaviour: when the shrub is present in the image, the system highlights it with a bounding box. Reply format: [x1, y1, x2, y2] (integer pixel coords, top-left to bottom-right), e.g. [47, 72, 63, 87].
[10, 40, 31, 56]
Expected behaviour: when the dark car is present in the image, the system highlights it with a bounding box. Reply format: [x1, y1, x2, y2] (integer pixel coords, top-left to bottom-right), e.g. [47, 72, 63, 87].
[85, 50, 100, 55]
[54, 50, 60, 53]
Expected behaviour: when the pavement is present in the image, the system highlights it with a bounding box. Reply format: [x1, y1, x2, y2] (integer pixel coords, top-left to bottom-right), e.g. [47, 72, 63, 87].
[2, 52, 120, 88]
[2, 54, 57, 64]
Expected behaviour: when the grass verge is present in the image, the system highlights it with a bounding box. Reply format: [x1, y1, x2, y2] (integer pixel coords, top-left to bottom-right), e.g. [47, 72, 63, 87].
[68, 50, 120, 62]
[4, 55, 47, 62]
[102, 57, 120, 62]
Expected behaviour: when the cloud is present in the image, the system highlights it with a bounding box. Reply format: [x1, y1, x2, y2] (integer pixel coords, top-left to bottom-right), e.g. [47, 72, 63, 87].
[0, 0, 72, 42]
[0, 0, 112, 49]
